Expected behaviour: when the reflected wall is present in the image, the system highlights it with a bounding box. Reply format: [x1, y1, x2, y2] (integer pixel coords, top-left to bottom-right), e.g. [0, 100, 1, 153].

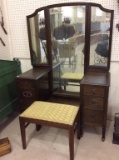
[89, 6, 111, 67]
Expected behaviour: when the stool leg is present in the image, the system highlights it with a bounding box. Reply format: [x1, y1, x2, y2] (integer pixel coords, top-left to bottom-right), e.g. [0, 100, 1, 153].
[19, 118, 26, 149]
[77, 122, 81, 139]
[69, 127, 74, 160]
[36, 124, 42, 131]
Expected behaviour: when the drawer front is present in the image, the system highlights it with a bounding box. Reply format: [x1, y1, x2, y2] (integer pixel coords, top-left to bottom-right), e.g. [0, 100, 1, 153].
[83, 95, 104, 110]
[19, 88, 37, 99]
[83, 109, 103, 125]
[83, 85, 105, 97]
[17, 79, 35, 89]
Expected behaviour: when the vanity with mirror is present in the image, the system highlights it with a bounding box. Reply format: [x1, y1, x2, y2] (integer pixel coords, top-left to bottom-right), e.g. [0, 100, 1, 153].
[16, 2, 114, 140]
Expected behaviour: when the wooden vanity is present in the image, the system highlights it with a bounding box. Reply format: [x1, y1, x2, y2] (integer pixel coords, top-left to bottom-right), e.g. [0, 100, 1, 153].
[16, 2, 114, 141]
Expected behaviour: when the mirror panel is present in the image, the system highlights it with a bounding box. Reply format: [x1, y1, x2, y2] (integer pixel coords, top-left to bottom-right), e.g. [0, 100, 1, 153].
[49, 5, 85, 93]
[28, 10, 48, 65]
[89, 6, 111, 67]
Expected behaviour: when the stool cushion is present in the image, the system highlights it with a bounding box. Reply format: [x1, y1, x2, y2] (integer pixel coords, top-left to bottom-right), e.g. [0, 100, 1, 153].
[61, 73, 84, 80]
[20, 101, 79, 125]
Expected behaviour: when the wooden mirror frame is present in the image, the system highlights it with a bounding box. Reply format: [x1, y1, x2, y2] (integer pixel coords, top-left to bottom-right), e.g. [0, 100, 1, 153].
[26, 2, 114, 72]
[85, 3, 114, 73]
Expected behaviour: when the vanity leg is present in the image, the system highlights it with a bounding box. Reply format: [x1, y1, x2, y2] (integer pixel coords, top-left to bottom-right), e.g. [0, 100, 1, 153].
[80, 124, 83, 137]
[77, 111, 81, 139]
[80, 110, 83, 137]
[102, 127, 105, 141]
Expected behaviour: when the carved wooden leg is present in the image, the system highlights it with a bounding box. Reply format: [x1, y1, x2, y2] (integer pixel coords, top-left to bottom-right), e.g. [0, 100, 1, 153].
[69, 126, 74, 160]
[19, 118, 26, 149]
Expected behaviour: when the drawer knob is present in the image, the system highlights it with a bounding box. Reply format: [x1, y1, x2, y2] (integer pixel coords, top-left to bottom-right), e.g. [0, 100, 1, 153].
[23, 91, 32, 98]
[89, 99, 98, 106]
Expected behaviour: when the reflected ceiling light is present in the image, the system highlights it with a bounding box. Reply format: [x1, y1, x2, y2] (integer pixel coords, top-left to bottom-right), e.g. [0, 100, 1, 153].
[54, 7, 58, 11]
[38, 10, 44, 18]
[62, 6, 73, 17]
[77, 10, 83, 18]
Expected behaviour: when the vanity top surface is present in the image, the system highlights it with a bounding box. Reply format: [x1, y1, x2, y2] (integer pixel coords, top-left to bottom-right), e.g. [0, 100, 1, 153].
[17, 67, 50, 80]
[81, 72, 110, 86]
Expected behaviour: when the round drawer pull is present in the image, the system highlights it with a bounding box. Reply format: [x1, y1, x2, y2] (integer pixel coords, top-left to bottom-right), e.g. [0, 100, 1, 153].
[23, 91, 32, 98]
[89, 99, 98, 106]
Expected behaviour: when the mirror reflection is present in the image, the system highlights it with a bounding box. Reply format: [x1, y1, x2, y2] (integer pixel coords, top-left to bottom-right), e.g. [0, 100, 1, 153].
[89, 6, 111, 67]
[49, 6, 85, 93]
[29, 10, 48, 64]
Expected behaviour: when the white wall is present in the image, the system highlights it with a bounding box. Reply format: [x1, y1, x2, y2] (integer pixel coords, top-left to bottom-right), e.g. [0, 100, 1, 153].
[108, 62, 119, 119]
[0, 0, 12, 59]
[0, 0, 119, 118]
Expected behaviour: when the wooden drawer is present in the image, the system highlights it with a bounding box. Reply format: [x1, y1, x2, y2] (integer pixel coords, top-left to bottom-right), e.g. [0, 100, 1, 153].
[83, 109, 103, 125]
[83, 85, 105, 97]
[18, 88, 37, 99]
[17, 79, 35, 89]
[83, 95, 104, 110]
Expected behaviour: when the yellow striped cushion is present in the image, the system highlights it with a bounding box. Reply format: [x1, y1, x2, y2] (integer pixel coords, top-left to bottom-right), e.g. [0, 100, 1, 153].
[61, 72, 84, 80]
[20, 101, 79, 125]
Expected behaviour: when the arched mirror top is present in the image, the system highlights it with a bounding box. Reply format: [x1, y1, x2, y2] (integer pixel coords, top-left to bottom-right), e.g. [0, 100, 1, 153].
[26, 2, 114, 72]
[27, 3, 113, 17]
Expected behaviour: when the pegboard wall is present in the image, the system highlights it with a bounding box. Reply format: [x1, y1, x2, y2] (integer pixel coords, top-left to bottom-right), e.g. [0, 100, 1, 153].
[0, 0, 11, 60]
[1, 0, 119, 61]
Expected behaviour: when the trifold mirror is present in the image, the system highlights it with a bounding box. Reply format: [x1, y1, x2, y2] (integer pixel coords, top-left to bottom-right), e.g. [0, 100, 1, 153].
[27, 3, 113, 95]
[27, 3, 113, 70]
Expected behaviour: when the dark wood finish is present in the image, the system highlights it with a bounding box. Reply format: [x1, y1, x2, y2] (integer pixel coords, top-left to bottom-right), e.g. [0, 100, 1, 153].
[16, 68, 51, 112]
[80, 72, 110, 141]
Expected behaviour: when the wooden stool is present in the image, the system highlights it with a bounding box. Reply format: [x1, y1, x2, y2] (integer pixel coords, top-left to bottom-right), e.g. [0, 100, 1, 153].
[19, 101, 80, 160]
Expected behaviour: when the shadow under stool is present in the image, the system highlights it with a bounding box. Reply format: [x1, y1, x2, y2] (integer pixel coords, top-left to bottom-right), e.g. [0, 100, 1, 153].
[19, 101, 81, 160]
